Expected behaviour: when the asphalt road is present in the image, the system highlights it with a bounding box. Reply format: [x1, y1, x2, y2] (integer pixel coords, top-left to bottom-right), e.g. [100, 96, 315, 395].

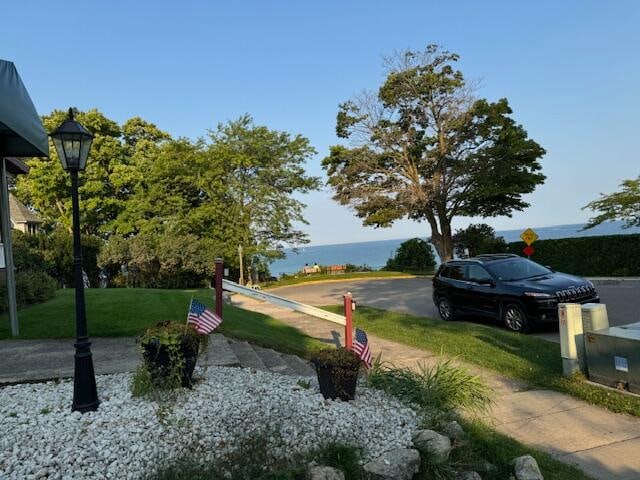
[270, 277, 640, 341]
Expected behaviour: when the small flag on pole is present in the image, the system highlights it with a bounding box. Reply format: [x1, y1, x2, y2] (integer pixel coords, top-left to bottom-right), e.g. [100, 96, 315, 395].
[352, 328, 372, 369]
[187, 299, 222, 334]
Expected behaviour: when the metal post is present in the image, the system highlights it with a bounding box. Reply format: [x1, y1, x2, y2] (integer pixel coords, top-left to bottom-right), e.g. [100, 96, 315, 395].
[0, 158, 19, 336]
[70, 170, 99, 413]
[344, 292, 353, 349]
[238, 244, 244, 285]
[214, 258, 223, 320]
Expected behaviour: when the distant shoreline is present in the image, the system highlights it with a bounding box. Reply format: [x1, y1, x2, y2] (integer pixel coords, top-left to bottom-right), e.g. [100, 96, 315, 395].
[271, 221, 640, 276]
[303, 221, 640, 249]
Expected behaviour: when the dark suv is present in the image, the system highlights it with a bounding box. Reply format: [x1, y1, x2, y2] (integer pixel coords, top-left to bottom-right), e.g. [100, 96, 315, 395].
[432, 254, 599, 333]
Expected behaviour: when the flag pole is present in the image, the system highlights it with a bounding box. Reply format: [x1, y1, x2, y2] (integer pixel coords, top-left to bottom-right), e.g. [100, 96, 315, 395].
[186, 297, 193, 325]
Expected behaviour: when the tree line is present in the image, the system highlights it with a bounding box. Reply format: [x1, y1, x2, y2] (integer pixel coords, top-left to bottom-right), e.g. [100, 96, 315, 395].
[15, 112, 319, 287]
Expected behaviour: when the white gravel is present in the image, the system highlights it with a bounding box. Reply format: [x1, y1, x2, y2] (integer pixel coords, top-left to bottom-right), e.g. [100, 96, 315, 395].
[0, 366, 417, 479]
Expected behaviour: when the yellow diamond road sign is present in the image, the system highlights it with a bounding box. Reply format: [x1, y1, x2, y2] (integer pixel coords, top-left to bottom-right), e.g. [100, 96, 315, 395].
[520, 228, 539, 246]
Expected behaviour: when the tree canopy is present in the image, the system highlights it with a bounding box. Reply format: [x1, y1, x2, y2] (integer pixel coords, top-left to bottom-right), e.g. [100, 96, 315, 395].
[15, 110, 319, 287]
[583, 175, 640, 229]
[451, 223, 507, 258]
[322, 45, 546, 261]
[385, 238, 436, 272]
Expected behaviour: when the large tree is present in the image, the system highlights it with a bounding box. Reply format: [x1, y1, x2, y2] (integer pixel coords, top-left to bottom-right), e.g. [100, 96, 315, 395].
[322, 45, 546, 260]
[583, 175, 640, 229]
[14, 109, 168, 238]
[102, 115, 319, 284]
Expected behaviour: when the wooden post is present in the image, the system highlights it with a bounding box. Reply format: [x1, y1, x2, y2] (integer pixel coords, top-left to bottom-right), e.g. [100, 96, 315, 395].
[215, 258, 223, 320]
[344, 292, 353, 349]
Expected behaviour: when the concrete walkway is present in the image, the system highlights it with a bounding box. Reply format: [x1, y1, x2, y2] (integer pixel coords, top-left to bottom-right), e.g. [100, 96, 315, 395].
[0, 334, 314, 385]
[231, 294, 640, 480]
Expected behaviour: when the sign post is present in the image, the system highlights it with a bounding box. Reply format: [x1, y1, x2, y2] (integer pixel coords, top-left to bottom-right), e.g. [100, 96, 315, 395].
[520, 228, 538, 258]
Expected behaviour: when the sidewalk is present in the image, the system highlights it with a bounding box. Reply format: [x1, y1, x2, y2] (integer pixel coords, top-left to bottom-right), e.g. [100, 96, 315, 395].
[232, 295, 640, 480]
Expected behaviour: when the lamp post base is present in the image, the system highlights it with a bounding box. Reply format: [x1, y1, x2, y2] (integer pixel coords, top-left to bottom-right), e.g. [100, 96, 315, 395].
[72, 339, 99, 413]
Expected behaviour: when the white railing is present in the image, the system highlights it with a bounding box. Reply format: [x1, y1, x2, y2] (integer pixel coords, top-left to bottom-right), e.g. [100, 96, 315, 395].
[222, 279, 346, 326]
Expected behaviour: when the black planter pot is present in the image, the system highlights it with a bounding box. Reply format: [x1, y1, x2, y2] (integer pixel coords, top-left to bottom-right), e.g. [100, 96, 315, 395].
[142, 337, 199, 388]
[312, 360, 359, 401]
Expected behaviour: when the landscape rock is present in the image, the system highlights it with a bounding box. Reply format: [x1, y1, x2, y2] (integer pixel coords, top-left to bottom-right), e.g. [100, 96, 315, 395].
[454, 472, 482, 480]
[513, 455, 543, 480]
[0, 367, 417, 479]
[363, 448, 421, 480]
[307, 465, 345, 480]
[412, 429, 451, 464]
[444, 420, 465, 441]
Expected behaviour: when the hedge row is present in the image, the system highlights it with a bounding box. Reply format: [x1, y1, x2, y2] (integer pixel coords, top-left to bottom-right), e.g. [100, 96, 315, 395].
[503, 233, 640, 277]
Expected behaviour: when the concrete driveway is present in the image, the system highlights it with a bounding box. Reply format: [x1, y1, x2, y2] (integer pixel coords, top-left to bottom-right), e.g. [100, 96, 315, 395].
[269, 277, 640, 341]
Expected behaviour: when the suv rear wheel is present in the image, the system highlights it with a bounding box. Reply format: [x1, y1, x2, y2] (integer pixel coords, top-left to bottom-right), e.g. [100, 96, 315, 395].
[502, 303, 529, 333]
[437, 296, 455, 321]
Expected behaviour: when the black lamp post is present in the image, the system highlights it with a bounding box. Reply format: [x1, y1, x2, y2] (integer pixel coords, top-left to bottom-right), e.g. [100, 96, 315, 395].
[50, 108, 99, 413]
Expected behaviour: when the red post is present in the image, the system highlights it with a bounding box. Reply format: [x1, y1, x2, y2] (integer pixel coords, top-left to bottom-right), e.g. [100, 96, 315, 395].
[214, 258, 223, 320]
[344, 292, 353, 350]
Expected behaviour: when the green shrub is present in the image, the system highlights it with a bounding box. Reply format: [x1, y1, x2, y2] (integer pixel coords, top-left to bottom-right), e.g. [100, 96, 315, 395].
[367, 359, 494, 416]
[452, 224, 507, 257]
[0, 270, 57, 312]
[344, 263, 373, 273]
[504, 233, 640, 276]
[132, 321, 209, 397]
[311, 443, 364, 480]
[311, 347, 361, 369]
[385, 238, 436, 272]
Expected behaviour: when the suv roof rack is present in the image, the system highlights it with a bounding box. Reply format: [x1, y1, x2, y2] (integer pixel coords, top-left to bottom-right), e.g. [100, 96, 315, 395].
[471, 254, 519, 261]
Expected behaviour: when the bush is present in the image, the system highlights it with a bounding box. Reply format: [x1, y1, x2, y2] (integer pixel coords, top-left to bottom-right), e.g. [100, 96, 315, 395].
[344, 263, 373, 273]
[367, 359, 493, 416]
[452, 224, 507, 258]
[132, 321, 208, 397]
[0, 271, 57, 312]
[385, 238, 436, 272]
[503, 233, 640, 276]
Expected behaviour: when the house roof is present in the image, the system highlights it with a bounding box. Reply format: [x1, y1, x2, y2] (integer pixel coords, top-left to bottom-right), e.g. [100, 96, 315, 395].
[9, 193, 41, 224]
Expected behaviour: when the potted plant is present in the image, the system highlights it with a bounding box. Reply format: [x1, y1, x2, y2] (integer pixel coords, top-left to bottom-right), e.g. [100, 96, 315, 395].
[137, 321, 208, 388]
[311, 348, 361, 401]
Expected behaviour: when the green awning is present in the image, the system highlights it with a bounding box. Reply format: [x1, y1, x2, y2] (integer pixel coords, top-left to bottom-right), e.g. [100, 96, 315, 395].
[0, 60, 48, 157]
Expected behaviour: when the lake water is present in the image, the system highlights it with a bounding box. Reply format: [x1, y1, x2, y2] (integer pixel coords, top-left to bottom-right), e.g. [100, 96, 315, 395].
[270, 221, 640, 276]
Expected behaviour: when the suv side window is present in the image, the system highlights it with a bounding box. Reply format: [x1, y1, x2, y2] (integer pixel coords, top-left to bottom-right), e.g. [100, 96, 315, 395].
[446, 265, 465, 281]
[465, 264, 493, 284]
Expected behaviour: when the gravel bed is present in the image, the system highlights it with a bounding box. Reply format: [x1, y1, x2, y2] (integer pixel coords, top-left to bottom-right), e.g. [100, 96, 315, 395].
[0, 366, 417, 479]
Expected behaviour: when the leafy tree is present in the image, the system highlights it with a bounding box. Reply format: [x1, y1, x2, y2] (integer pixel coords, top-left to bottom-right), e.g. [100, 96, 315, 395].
[322, 45, 546, 261]
[385, 238, 436, 272]
[100, 116, 319, 285]
[14, 109, 169, 238]
[583, 175, 640, 229]
[452, 223, 507, 257]
[206, 116, 320, 269]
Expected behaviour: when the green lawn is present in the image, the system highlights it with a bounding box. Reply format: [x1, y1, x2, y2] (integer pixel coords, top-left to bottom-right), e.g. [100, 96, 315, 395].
[324, 305, 640, 417]
[263, 270, 422, 289]
[0, 289, 324, 358]
[0, 289, 594, 478]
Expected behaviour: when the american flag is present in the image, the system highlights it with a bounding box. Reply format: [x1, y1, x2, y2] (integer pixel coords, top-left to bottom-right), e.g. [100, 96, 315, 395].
[187, 299, 222, 334]
[352, 328, 372, 369]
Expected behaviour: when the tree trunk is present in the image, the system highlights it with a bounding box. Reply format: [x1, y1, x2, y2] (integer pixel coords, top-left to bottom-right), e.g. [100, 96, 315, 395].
[427, 214, 454, 262]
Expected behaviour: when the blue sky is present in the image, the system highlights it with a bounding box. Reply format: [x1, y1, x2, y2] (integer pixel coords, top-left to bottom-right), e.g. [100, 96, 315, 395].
[2, 1, 638, 245]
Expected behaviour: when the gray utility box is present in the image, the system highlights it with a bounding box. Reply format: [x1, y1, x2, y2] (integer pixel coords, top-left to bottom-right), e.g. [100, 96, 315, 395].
[585, 322, 640, 394]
